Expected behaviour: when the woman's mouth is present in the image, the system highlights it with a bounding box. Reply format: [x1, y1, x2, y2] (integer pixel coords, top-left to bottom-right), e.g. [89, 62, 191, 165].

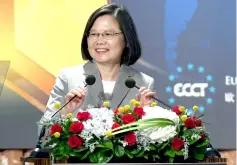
[95, 48, 109, 53]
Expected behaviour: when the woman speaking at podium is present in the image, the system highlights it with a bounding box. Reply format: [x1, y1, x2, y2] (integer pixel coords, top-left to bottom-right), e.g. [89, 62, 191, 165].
[43, 4, 156, 118]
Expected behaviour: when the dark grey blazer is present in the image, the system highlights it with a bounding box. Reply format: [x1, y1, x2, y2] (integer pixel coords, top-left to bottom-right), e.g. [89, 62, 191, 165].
[44, 61, 155, 116]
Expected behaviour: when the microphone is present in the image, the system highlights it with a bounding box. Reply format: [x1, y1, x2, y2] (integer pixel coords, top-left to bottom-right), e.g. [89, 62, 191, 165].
[125, 77, 172, 109]
[29, 75, 96, 158]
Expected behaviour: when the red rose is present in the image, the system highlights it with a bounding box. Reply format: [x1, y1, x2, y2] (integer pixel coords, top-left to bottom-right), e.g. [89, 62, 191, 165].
[68, 135, 83, 148]
[195, 119, 202, 126]
[112, 122, 120, 130]
[69, 122, 84, 134]
[77, 112, 91, 121]
[122, 114, 136, 124]
[171, 138, 184, 150]
[200, 133, 206, 140]
[185, 118, 196, 129]
[133, 107, 145, 119]
[172, 106, 182, 115]
[50, 123, 62, 135]
[124, 132, 136, 146]
[114, 109, 119, 115]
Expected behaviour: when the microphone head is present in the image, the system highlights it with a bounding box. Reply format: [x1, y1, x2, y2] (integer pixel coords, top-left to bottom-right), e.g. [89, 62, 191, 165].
[125, 77, 136, 88]
[85, 75, 96, 85]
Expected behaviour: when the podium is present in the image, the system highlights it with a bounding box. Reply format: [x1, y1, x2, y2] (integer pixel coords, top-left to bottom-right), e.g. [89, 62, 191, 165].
[21, 157, 227, 165]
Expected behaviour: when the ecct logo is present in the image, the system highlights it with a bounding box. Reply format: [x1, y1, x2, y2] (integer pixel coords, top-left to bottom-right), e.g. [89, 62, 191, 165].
[166, 64, 215, 113]
[174, 83, 208, 97]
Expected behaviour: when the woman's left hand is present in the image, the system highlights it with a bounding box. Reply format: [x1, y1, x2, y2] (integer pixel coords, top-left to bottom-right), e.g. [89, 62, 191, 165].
[135, 87, 156, 107]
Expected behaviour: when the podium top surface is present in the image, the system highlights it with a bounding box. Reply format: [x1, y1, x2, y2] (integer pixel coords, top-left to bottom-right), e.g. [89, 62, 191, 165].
[54, 163, 226, 165]
[21, 157, 227, 165]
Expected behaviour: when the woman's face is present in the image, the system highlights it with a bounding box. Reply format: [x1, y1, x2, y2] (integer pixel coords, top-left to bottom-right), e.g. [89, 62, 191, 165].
[87, 15, 125, 65]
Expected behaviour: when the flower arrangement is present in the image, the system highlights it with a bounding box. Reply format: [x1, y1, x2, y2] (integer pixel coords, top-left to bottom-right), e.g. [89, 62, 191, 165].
[39, 100, 210, 163]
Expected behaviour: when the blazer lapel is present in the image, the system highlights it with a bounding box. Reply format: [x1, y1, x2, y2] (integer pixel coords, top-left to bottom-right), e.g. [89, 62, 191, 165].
[83, 61, 104, 108]
[110, 64, 134, 109]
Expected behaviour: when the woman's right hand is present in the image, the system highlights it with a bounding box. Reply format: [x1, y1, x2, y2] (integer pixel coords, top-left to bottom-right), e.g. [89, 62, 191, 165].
[63, 87, 87, 114]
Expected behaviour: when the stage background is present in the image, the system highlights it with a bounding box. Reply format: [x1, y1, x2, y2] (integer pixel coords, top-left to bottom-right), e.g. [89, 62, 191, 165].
[111, 0, 236, 150]
[0, 0, 235, 152]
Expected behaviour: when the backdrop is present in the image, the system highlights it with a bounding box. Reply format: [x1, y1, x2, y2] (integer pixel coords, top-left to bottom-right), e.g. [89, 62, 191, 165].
[0, 0, 235, 149]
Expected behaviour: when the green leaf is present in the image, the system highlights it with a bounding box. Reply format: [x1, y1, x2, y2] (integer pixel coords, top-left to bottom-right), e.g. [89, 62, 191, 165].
[57, 143, 67, 154]
[80, 150, 90, 160]
[73, 146, 87, 153]
[55, 155, 67, 161]
[100, 140, 114, 151]
[98, 152, 106, 163]
[194, 153, 204, 160]
[95, 144, 104, 148]
[196, 139, 209, 147]
[164, 149, 176, 157]
[113, 115, 121, 123]
[189, 138, 200, 145]
[69, 152, 77, 157]
[69, 151, 82, 158]
[130, 148, 140, 155]
[64, 120, 73, 132]
[136, 150, 144, 157]
[112, 118, 175, 135]
[74, 153, 82, 158]
[89, 149, 113, 163]
[137, 117, 175, 125]
[175, 150, 184, 156]
[152, 154, 160, 160]
[158, 141, 169, 151]
[149, 145, 156, 151]
[125, 150, 133, 159]
[65, 134, 71, 138]
[183, 129, 194, 137]
[89, 153, 98, 163]
[144, 153, 148, 160]
[115, 145, 125, 157]
[98, 148, 110, 152]
[169, 157, 174, 163]
[99, 150, 113, 163]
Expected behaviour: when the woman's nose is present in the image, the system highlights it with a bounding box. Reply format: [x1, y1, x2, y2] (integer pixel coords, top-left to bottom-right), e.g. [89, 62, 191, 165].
[96, 40, 106, 45]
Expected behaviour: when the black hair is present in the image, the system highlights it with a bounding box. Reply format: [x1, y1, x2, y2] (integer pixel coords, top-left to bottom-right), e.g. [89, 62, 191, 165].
[81, 4, 141, 65]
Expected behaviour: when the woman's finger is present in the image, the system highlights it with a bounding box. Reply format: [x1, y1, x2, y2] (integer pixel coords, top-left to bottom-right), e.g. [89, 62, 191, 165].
[135, 94, 140, 101]
[139, 87, 146, 93]
[76, 87, 86, 96]
[70, 89, 82, 98]
[65, 93, 75, 101]
[144, 91, 156, 97]
[141, 89, 151, 96]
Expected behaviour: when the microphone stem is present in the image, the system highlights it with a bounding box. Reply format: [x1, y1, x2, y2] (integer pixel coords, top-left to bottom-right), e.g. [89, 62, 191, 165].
[51, 84, 88, 118]
[151, 96, 172, 109]
[134, 85, 172, 109]
[51, 95, 77, 118]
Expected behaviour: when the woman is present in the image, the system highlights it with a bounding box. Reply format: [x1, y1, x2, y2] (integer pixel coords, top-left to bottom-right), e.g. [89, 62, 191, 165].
[43, 4, 156, 117]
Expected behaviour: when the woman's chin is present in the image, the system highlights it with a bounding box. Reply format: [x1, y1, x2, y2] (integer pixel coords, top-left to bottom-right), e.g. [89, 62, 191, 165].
[94, 58, 109, 64]
[92, 56, 119, 65]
